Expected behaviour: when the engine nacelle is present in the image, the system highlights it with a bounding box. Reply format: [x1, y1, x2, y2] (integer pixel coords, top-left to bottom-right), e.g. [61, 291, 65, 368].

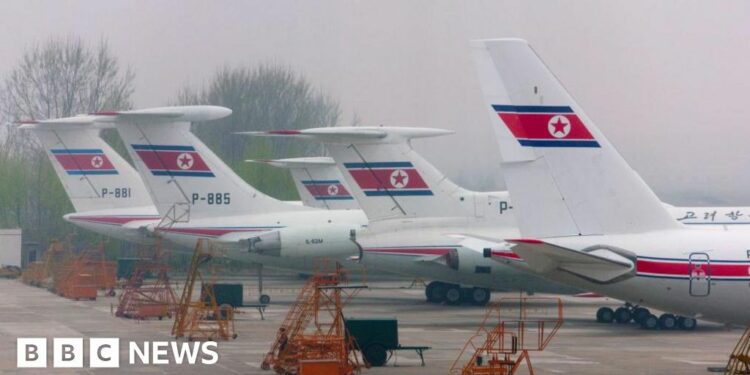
[246, 224, 360, 259]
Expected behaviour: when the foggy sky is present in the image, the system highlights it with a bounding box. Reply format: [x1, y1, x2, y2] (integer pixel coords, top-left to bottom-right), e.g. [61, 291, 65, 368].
[1, 0, 749, 205]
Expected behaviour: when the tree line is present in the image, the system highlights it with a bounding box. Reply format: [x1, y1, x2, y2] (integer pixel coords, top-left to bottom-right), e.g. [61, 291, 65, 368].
[0, 37, 340, 257]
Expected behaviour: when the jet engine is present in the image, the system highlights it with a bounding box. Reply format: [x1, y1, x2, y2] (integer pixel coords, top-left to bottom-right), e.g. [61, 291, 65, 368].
[244, 224, 360, 259]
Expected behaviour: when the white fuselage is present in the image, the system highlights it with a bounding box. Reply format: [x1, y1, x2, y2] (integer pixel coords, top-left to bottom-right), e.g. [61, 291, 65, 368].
[358, 216, 578, 293]
[526, 228, 750, 325]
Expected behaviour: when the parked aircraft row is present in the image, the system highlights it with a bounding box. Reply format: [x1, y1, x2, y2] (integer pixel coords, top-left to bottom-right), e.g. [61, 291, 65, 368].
[19, 39, 750, 329]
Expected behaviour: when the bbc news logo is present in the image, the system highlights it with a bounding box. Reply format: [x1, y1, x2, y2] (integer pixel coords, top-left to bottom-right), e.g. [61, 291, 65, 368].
[17, 338, 218, 368]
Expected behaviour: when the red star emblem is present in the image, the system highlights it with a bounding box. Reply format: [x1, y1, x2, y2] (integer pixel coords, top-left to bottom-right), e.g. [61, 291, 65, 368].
[550, 118, 568, 135]
[392, 171, 407, 186]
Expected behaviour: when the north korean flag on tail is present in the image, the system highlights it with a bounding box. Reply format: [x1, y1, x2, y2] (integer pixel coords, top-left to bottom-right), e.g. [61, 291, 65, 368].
[493, 105, 600, 148]
[344, 161, 432, 196]
[131, 144, 214, 177]
[51, 149, 118, 175]
[301, 180, 354, 200]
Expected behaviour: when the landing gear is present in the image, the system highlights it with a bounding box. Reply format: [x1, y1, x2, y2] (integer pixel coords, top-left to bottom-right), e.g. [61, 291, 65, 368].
[256, 263, 271, 305]
[596, 307, 615, 323]
[658, 313, 677, 330]
[677, 316, 697, 330]
[424, 282, 491, 306]
[444, 285, 463, 305]
[632, 307, 650, 324]
[614, 307, 632, 324]
[467, 287, 491, 306]
[640, 314, 659, 330]
[595, 303, 697, 331]
[425, 281, 447, 303]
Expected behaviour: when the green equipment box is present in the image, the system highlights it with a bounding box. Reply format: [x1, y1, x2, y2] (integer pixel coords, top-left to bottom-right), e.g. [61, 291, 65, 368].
[202, 283, 243, 308]
[344, 317, 430, 367]
[345, 317, 398, 349]
[117, 258, 149, 280]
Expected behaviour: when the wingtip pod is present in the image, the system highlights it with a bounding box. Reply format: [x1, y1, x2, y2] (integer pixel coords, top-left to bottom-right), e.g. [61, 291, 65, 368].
[241, 126, 454, 144]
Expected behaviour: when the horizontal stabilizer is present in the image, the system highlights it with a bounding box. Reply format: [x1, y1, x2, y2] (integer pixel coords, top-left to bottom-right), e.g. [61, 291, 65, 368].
[246, 157, 336, 168]
[92, 106, 232, 123]
[507, 239, 635, 284]
[240, 126, 453, 144]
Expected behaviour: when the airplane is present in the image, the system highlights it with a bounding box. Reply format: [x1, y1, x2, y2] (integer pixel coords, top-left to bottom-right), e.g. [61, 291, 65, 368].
[471, 38, 750, 328]
[100, 106, 368, 275]
[246, 126, 578, 305]
[21, 121, 355, 245]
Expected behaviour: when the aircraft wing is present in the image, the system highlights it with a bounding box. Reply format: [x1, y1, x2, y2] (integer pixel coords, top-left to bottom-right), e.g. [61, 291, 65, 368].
[507, 239, 635, 284]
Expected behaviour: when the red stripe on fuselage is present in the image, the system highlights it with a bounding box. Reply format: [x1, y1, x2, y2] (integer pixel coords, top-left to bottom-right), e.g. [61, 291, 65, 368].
[637, 259, 750, 277]
[158, 227, 267, 237]
[364, 248, 453, 256]
[68, 215, 159, 225]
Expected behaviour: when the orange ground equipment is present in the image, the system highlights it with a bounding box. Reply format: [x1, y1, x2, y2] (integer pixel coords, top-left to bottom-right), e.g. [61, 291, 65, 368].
[262, 260, 364, 375]
[171, 239, 236, 341]
[725, 327, 750, 374]
[55, 242, 117, 300]
[449, 297, 564, 375]
[115, 241, 177, 320]
[21, 240, 71, 287]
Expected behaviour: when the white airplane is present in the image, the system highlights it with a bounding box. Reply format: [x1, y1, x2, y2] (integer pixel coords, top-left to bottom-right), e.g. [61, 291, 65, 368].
[248, 127, 578, 305]
[98, 107, 368, 273]
[471, 38, 750, 328]
[21, 120, 355, 246]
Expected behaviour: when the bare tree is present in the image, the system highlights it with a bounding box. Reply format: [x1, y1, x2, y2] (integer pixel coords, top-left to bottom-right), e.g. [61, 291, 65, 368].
[178, 64, 340, 199]
[0, 36, 135, 245]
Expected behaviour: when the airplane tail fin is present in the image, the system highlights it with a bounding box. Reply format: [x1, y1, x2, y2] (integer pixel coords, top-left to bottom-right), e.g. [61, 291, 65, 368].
[247, 157, 359, 210]
[19, 117, 153, 212]
[471, 39, 680, 238]
[106, 106, 308, 219]
[243, 127, 472, 221]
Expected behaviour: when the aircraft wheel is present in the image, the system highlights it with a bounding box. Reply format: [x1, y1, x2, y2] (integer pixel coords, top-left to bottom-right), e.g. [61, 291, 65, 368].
[658, 314, 677, 330]
[259, 294, 271, 304]
[425, 282, 446, 303]
[468, 287, 491, 306]
[632, 307, 650, 324]
[677, 316, 697, 331]
[444, 285, 462, 305]
[596, 307, 614, 323]
[640, 314, 659, 330]
[614, 307, 632, 323]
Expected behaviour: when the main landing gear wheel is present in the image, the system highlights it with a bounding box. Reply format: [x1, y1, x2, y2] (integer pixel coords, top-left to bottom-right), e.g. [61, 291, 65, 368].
[658, 314, 678, 330]
[468, 287, 491, 306]
[444, 285, 462, 305]
[640, 314, 659, 330]
[425, 282, 447, 303]
[677, 316, 697, 330]
[614, 307, 632, 324]
[596, 307, 615, 323]
[259, 294, 271, 304]
[632, 307, 650, 324]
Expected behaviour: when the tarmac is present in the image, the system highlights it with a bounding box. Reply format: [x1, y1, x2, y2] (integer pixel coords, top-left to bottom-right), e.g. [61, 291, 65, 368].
[0, 276, 742, 374]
